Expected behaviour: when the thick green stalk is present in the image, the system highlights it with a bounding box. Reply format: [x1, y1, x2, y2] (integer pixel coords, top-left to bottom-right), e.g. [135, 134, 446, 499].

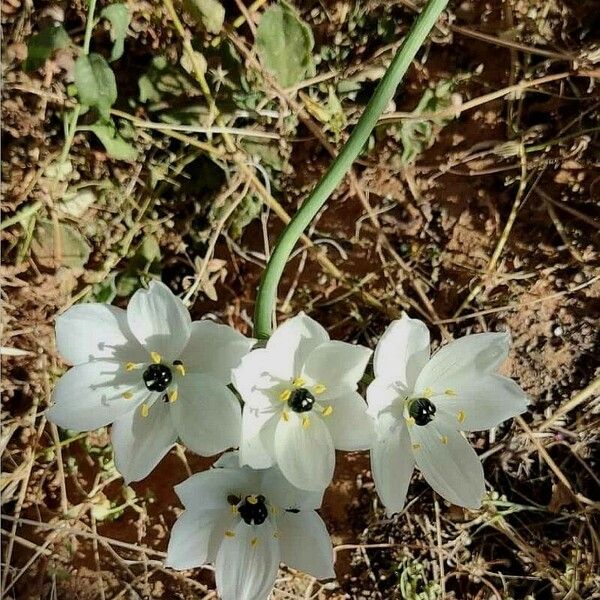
[253, 0, 448, 338]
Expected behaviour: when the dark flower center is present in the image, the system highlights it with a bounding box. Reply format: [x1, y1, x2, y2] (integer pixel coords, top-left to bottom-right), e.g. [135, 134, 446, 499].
[143, 363, 172, 392]
[288, 388, 315, 413]
[409, 397, 437, 426]
[238, 494, 268, 525]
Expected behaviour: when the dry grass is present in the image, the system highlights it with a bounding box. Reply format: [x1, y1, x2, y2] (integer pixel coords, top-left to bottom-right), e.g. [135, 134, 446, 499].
[2, 0, 600, 598]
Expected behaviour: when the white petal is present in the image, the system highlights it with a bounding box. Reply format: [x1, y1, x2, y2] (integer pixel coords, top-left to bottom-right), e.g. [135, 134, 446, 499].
[274, 412, 335, 491]
[366, 378, 404, 417]
[214, 450, 242, 469]
[373, 315, 430, 388]
[370, 412, 414, 515]
[180, 321, 254, 383]
[127, 280, 191, 361]
[266, 313, 329, 380]
[260, 466, 324, 511]
[175, 467, 257, 511]
[302, 341, 372, 398]
[55, 304, 146, 365]
[416, 332, 510, 393]
[166, 508, 233, 569]
[410, 418, 485, 509]
[433, 375, 528, 431]
[232, 348, 278, 409]
[240, 407, 279, 469]
[215, 518, 280, 600]
[172, 373, 241, 456]
[48, 361, 145, 431]
[278, 511, 335, 579]
[324, 391, 374, 451]
[111, 401, 177, 483]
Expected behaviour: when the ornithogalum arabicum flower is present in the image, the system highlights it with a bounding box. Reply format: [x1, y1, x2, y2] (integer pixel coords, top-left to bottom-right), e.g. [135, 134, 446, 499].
[233, 312, 374, 491]
[166, 452, 335, 600]
[367, 315, 529, 512]
[48, 281, 254, 482]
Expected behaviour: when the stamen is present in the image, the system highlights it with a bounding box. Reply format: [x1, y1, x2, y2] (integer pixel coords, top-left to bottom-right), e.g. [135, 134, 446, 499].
[457, 410, 466, 424]
[168, 388, 178, 403]
[321, 405, 333, 417]
[292, 377, 305, 388]
[273, 531, 279, 539]
[141, 403, 150, 418]
[125, 362, 138, 371]
[281, 411, 289, 422]
[412, 443, 421, 450]
[246, 495, 258, 505]
[122, 391, 134, 400]
[231, 505, 238, 514]
[422, 387, 433, 398]
[250, 537, 259, 547]
[279, 389, 291, 402]
[445, 388, 457, 396]
[313, 383, 327, 395]
[302, 416, 311, 429]
[173, 360, 186, 376]
[150, 351, 161, 364]
[405, 416, 416, 427]
[224, 530, 235, 538]
[440, 435, 448, 444]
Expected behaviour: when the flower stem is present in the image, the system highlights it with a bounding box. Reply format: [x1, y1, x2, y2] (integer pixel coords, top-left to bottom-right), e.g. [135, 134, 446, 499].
[253, 0, 448, 339]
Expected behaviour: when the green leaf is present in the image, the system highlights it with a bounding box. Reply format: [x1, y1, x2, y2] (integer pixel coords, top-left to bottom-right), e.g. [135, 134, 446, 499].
[24, 24, 70, 71]
[86, 120, 138, 161]
[100, 3, 130, 61]
[74, 53, 117, 120]
[31, 219, 91, 269]
[138, 55, 199, 103]
[255, 1, 314, 87]
[183, 0, 225, 34]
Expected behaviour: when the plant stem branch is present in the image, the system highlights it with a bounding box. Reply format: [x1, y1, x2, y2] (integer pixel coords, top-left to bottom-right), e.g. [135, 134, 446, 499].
[253, 0, 449, 339]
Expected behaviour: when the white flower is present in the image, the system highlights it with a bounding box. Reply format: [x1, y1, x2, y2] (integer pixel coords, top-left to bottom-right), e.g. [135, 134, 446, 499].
[367, 315, 529, 512]
[48, 281, 254, 482]
[166, 452, 335, 600]
[232, 313, 373, 491]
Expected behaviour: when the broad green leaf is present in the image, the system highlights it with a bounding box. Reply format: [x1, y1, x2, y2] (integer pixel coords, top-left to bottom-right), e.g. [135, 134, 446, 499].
[116, 236, 161, 297]
[100, 3, 130, 61]
[31, 219, 91, 269]
[23, 24, 70, 71]
[255, 1, 314, 87]
[74, 53, 117, 120]
[138, 55, 198, 103]
[183, 0, 225, 34]
[90, 272, 118, 303]
[86, 120, 138, 161]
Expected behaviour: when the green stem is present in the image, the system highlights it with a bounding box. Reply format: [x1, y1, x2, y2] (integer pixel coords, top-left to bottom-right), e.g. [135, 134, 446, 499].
[59, 0, 97, 165]
[253, 0, 448, 339]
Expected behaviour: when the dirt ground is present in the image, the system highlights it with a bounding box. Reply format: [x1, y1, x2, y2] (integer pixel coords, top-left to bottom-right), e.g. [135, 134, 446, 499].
[2, 0, 600, 599]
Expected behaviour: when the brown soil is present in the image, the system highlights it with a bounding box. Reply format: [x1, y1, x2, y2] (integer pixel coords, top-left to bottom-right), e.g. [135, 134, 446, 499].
[2, 0, 599, 599]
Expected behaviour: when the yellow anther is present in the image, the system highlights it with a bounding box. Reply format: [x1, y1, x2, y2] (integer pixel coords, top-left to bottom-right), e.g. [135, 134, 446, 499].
[412, 443, 421, 450]
[231, 505, 238, 514]
[313, 383, 327, 395]
[445, 388, 457, 396]
[321, 405, 333, 417]
[246, 495, 258, 505]
[250, 537, 259, 547]
[174, 363, 186, 376]
[141, 403, 150, 418]
[302, 416, 311, 429]
[457, 410, 466, 424]
[150, 351, 161, 364]
[279, 389, 291, 402]
[405, 416, 416, 427]
[292, 377, 305, 388]
[122, 391, 134, 400]
[440, 435, 448, 445]
[422, 387, 433, 398]
[281, 411, 289, 422]
[125, 362, 138, 371]
[225, 530, 235, 538]
[169, 389, 178, 403]
[273, 531, 279, 539]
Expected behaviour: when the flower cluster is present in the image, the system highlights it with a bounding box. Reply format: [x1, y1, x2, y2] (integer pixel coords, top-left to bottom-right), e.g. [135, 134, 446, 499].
[49, 282, 528, 599]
